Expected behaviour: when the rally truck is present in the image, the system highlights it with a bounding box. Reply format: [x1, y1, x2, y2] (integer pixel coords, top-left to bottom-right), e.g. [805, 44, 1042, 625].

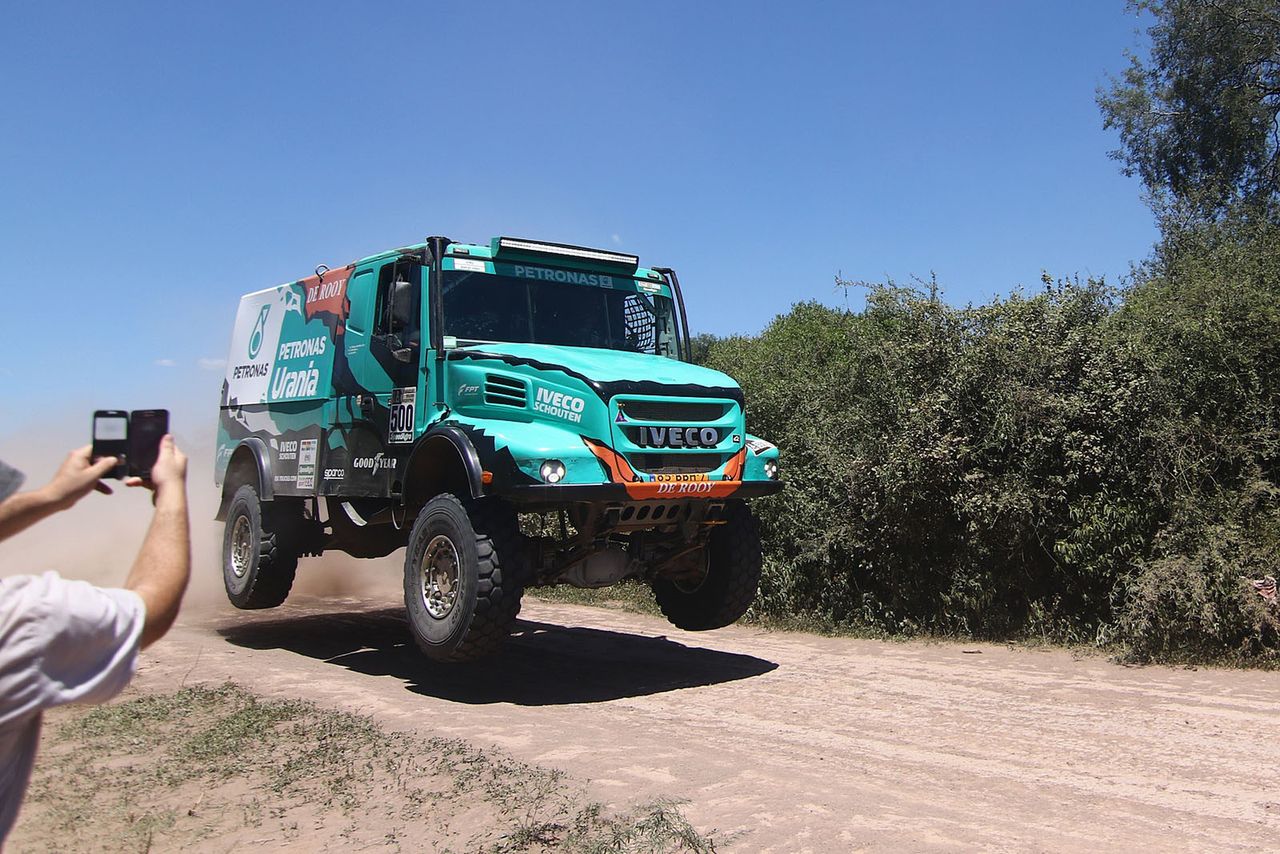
[215, 235, 782, 662]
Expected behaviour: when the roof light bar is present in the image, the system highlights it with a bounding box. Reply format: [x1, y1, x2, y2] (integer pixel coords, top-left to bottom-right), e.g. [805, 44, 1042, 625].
[496, 237, 639, 268]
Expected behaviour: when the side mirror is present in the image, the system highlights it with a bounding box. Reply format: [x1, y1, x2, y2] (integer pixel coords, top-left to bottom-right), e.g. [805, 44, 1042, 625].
[390, 279, 415, 330]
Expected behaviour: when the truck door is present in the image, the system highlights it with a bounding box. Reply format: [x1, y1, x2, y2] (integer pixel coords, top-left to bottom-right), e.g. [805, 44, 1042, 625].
[326, 256, 424, 496]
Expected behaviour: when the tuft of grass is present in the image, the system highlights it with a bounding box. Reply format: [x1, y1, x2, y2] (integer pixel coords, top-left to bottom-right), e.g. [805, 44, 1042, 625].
[532, 580, 663, 617]
[565, 800, 722, 854]
[15, 682, 720, 853]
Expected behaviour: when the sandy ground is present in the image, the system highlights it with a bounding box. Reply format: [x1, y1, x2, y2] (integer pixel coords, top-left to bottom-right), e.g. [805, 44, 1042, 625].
[126, 592, 1280, 853]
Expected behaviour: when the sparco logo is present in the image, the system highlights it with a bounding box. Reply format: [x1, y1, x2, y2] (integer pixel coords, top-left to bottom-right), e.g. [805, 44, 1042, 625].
[633, 426, 720, 449]
[353, 454, 394, 472]
[248, 305, 270, 359]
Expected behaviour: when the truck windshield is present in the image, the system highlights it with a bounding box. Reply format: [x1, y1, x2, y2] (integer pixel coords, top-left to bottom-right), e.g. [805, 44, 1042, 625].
[442, 269, 680, 358]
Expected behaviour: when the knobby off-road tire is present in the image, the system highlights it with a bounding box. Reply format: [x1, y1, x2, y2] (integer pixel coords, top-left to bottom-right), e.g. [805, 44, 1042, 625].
[652, 499, 763, 631]
[222, 484, 300, 609]
[403, 494, 525, 663]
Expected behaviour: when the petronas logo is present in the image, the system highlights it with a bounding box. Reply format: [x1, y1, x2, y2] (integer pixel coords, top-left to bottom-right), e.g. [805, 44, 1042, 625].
[249, 305, 270, 359]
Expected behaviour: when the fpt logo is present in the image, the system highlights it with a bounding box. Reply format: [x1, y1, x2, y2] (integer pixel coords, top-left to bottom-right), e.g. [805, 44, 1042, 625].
[248, 305, 271, 359]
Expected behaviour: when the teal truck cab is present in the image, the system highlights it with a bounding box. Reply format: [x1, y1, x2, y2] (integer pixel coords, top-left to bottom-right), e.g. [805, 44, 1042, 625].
[216, 235, 781, 661]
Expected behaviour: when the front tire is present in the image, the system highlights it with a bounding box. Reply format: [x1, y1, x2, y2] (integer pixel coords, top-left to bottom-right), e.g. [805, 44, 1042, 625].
[222, 484, 299, 609]
[403, 494, 524, 662]
[652, 500, 763, 630]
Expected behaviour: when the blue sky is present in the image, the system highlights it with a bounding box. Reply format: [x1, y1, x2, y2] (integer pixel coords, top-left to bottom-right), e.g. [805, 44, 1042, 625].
[0, 1, 1155, 440]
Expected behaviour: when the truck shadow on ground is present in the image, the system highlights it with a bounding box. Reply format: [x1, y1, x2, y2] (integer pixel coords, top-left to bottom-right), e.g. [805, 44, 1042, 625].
[216, 605, 778, 705]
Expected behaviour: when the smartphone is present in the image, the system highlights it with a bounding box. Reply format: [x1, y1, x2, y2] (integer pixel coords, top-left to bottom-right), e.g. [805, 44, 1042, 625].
[91, 410, 130, 479]
[128, 409, 169, 480]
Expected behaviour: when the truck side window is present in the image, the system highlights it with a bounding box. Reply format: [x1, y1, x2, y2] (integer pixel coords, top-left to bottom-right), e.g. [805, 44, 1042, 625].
[345, 270, 375, 335]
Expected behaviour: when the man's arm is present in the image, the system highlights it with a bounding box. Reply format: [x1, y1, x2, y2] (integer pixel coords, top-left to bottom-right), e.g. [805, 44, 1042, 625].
[0, 447, 117, 542]
[122, 435, 190, 649]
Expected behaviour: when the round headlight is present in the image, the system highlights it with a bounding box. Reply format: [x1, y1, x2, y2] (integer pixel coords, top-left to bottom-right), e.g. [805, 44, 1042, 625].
[539, 460, 566, 484]
[764, 459, 779, 480]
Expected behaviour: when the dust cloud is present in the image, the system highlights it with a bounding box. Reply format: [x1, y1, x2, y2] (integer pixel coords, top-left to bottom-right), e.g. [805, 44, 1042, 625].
[291, 552, 402, 602]
[0, 415, 401, 619]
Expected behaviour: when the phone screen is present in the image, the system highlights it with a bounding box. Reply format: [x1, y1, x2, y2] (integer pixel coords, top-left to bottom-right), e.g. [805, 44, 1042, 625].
[92, 411, 130, 479]
[128, 410, 168, 480]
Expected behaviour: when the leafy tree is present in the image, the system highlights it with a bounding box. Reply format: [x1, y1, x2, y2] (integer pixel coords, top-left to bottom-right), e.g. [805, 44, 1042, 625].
[687, 332, 721, 366]
[704, 262, 1280, 660]
[1099, 0, 1280, 220]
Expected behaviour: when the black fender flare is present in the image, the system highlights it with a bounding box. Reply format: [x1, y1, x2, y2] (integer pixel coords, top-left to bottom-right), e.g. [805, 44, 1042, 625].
[401, 425, 485, 505]
[215, 437, 275, 520]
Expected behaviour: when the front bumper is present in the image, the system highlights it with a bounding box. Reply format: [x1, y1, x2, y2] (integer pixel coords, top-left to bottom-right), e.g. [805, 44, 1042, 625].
[501, 479, 784, 506]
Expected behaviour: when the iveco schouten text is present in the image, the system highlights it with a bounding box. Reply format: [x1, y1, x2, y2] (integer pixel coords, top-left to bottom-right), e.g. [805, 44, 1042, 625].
[215, 236, 782, 661]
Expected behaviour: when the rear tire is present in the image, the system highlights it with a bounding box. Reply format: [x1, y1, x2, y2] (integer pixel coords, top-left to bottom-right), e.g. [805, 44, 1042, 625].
[403, 494, 525, 662]
[652, 500, 762, 630]
[222, 484, 299, 609]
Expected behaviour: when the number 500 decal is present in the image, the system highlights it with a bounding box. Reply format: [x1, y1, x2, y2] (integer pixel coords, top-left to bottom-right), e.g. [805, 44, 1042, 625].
[389, 388, 416, 444]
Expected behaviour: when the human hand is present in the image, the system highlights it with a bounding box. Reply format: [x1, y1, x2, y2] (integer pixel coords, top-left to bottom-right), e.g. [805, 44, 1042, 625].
[125, 435, 188, 504]
[42, 446, 118, 510]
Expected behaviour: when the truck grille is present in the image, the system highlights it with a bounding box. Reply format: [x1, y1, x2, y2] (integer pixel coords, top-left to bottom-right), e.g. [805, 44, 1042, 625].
[485, 374, 527, 408]
[630, 453, 724, 474]
[617, 401, 726, 422]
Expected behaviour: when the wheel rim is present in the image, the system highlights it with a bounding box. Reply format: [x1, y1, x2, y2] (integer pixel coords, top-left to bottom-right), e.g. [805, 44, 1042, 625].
[420, 535, 461, 619]
[230, 515, 253, 579]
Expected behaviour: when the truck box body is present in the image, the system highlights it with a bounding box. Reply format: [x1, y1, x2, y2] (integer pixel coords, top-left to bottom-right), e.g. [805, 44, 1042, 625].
[217, 266, 353, 497]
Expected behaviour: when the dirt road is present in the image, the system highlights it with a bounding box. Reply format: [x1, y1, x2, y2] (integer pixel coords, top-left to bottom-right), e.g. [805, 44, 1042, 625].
[138, 594, 1280, 852]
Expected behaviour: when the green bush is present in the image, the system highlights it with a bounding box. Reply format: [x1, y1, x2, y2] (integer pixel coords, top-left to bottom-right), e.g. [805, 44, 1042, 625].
[702, 221, 1280, 662]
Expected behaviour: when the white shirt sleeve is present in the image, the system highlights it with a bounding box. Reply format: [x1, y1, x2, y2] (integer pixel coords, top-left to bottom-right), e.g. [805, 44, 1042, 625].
[0, 572, 145, 726]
